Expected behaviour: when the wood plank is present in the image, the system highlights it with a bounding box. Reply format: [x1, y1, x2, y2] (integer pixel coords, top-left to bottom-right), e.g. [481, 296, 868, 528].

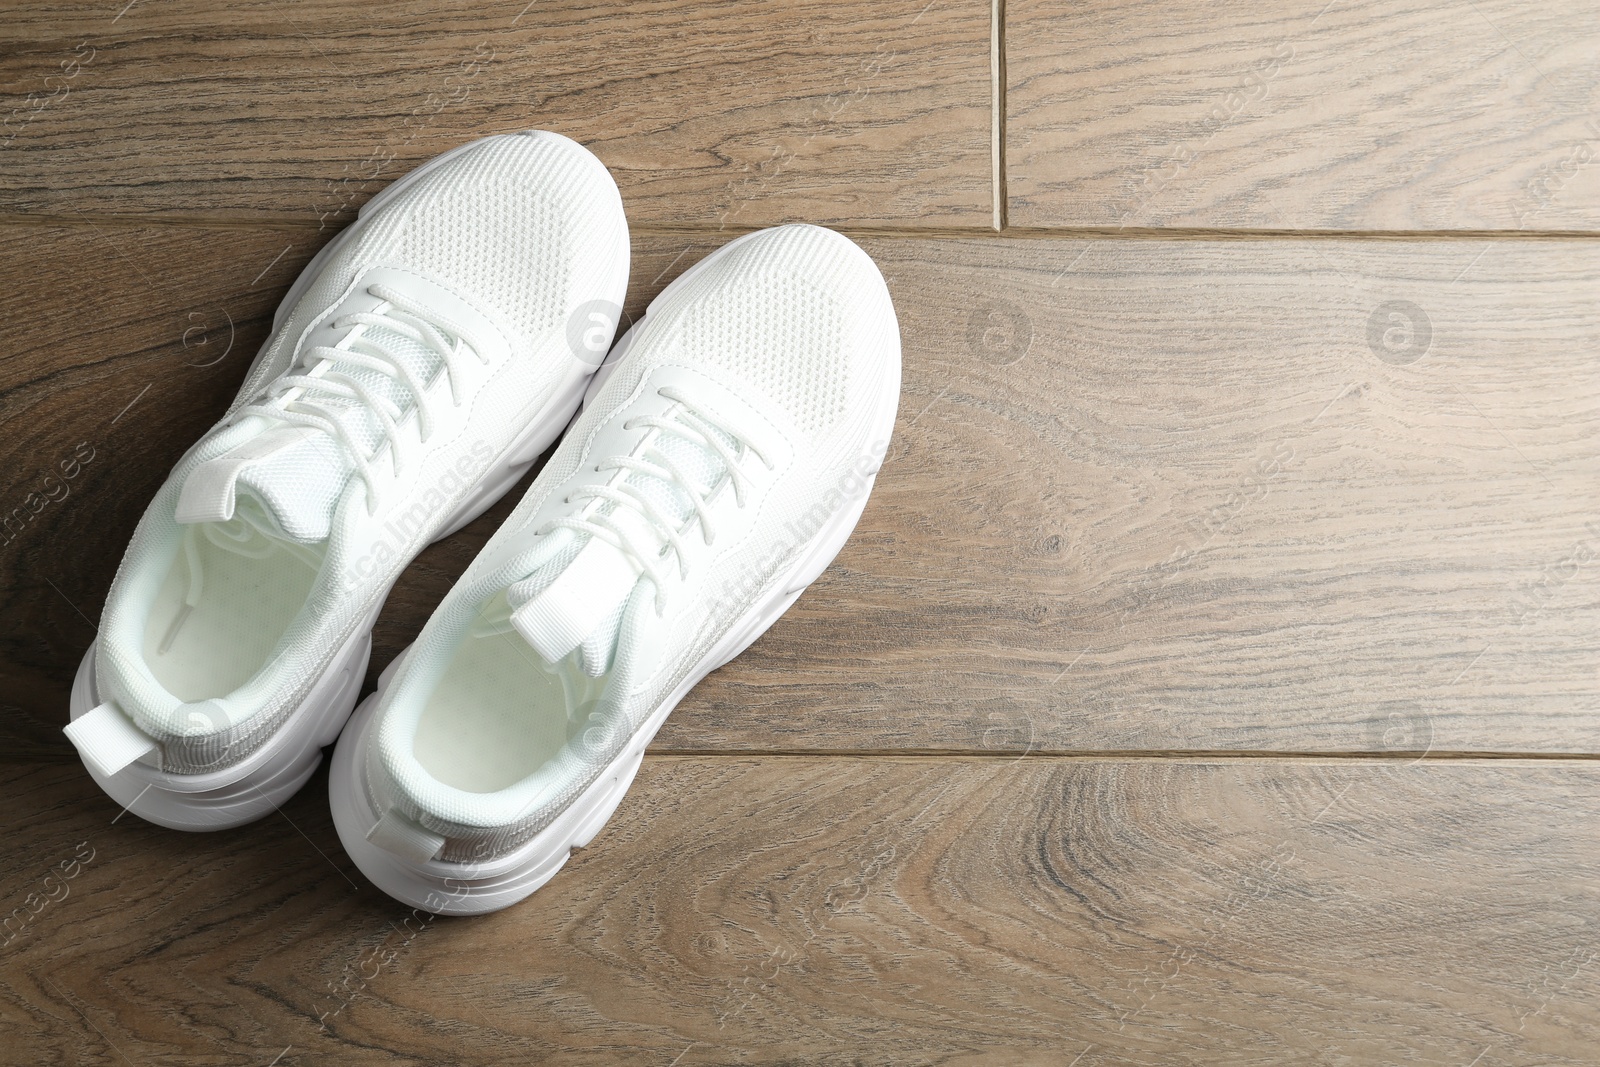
[0, 0, 991, 228]
[3, 227, 1597, 757]
[680, 234, 1600, 755]
[1006, 0, 1600, 231]
[2, 756, 1596, 1063]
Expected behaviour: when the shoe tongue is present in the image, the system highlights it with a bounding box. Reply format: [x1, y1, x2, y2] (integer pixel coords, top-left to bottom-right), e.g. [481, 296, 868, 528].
[509, 536, 640, 671]
[505, 415, 738, 673]
[226, 429, 352, 543]
[227, 486, 300, 544]
[181, 322, 446, 543]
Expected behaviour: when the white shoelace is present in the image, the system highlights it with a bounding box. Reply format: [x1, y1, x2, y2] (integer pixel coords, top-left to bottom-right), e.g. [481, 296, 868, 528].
[535, 386, 772, 613]
[239, 284, 489, 514]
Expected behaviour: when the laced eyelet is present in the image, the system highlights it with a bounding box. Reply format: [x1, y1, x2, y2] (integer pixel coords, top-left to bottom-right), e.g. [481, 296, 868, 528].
[235, 284, 486, 523]
[535, 399, 754, 627]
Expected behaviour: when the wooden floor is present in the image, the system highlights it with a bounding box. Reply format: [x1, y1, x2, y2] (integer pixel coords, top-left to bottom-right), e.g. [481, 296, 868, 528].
[2, 1, 1597, 1063]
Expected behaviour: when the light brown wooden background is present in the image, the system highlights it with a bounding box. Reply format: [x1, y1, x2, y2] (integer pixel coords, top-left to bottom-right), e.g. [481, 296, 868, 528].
[2, 1, 1596, 1063]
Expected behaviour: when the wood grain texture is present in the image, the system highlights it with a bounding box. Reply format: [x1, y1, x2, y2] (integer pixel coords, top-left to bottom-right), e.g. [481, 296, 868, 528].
[2, 756, 1597, 1065]
[3, 5, 1596, 1064]
[3, 228, 1597, 757]
[679, 234, 1600, 756]
[1006, 0, 1600, 231]
[0, 0, 990, 228]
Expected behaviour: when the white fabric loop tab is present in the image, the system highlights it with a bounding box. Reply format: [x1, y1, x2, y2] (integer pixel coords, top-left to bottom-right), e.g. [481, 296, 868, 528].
[510, 537, 639, 663]
[63, 702, 158, 778]
[175, 427, 317, 525]
[367, 809, 446, 863]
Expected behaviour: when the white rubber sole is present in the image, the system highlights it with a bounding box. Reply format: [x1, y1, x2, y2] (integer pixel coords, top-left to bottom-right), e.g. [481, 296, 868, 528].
[69, 609, 373, 831]
[331, 291, 901, 913]
[68, 130, 628, 831]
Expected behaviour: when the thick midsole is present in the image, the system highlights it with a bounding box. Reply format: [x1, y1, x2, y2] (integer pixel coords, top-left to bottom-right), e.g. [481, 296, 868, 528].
[67, 612, 372, 830]
[331, 686, 647, 913]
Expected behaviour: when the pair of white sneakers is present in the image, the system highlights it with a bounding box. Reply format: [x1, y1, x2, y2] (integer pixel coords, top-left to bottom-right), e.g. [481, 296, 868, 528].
[64, 131, 901, 914]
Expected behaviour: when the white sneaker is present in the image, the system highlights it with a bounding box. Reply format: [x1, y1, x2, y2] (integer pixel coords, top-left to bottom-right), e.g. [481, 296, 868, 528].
[330, 224, 901, 913]
[65, 131, 630, 830]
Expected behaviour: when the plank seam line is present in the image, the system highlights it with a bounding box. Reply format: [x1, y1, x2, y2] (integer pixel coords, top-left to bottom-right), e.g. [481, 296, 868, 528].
[991, 0, 1007, 231]
[4, 214, 1599, 242]
[11, 749, 1600, 767]
[643, 750, 1600, 763]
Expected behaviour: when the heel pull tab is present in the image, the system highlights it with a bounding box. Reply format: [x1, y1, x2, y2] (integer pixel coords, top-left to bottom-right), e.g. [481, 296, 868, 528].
[64, 702, 158, 777]
[367, 809, 446, 863]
